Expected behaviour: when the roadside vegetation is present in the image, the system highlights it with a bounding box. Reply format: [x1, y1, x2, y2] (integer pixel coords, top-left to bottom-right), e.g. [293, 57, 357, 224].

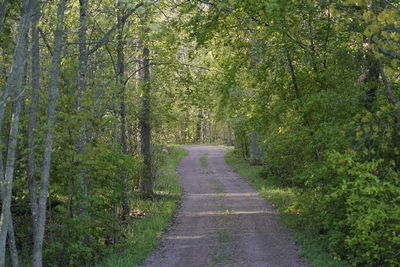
[97, 146, 187, 267]
[225, 149, 349, 267]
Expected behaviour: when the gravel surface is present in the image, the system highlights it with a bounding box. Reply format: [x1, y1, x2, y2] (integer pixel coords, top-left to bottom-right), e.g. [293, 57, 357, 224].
[141, 145, 308, 267]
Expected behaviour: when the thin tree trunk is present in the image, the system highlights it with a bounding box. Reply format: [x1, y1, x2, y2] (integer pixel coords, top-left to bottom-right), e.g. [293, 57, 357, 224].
[0, 0, 9, 32]
[27, 0, 40, 251]
[32, 1, 66, 266]
[201, 111, 206, 143]
[195, 110, 202, 143]
[0, 0, 31, 137]
[116, 8, 129, 217]
[0, 0, 32, 264]
[360, 55, 379, 110]
[250, 131, 262, 165]
[7, 216, 18, 267]
[0, 96, 23, 267]
[378, 61, 400, 126]
[285, 49, 300, 99]
[139, 43, 153, 196]
[76, 0, 89, 218]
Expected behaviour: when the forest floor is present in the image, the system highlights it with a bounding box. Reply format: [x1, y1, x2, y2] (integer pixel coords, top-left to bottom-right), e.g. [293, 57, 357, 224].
[141, 145, 308, 267]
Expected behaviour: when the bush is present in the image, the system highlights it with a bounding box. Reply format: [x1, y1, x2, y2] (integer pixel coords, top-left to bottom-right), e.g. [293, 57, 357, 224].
[297, 150, 400, 266]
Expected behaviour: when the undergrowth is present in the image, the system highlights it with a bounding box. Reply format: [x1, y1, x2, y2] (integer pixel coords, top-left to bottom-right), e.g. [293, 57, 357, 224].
[96, 146, 187, 267]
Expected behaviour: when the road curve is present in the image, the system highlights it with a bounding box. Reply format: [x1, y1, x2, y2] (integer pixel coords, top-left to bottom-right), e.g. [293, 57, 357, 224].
[141, 145, 308, 267]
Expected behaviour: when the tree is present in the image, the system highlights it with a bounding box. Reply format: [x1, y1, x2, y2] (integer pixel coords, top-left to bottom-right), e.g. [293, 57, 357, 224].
[0, 0, 33, 264]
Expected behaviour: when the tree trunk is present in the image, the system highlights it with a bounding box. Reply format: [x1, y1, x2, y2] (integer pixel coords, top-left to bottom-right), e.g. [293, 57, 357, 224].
[285, 48, 300, 99]
[361, 55, 379, 111]
[0, 96, 23, 267]
[0, 0, 31, 136]
[32, 1, 66, 265]
[250, 131, 262, 165]
[27, 0, 40, 256]
[0, 0, 32, 264]
[378, 61, 400, 126]
[76, 0, 89, 218]
[201, 111, 206, 143]
[7, 216, 18, 267]
[0, 0, 9, 32]
[116, 8, 129, 217]
[139, 42, 153, 196]
[195, 110, 202, 143]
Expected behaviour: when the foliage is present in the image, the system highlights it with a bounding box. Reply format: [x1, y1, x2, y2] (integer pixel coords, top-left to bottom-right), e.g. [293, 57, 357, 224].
[97, 146, 188, 266]
[187, 0, 400, 266]
[224, 149, 347, 267]
[296, 150, 400, 266]
[1, 0, 400, 265]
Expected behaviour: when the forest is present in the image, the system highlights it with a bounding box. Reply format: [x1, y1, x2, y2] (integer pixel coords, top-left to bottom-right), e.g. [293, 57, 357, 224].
[0, 0, 399, 266]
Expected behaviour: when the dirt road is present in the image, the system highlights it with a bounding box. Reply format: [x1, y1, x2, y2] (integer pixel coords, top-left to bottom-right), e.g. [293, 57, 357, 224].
[141, 145, 308, 267]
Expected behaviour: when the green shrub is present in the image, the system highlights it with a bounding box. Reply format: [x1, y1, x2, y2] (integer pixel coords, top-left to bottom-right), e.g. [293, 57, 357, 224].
[297, 150, 400, 266]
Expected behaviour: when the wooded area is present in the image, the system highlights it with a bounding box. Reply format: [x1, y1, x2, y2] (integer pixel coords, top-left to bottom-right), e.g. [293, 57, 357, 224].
[0, 0, 399, 266]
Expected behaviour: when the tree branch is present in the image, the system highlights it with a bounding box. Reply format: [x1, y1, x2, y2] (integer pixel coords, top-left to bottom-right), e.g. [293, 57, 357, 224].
[124, 61, 215, 85]
[378, 47, 400, 59]
[378, 60, 400, 126]
[88, 1, 157, 55]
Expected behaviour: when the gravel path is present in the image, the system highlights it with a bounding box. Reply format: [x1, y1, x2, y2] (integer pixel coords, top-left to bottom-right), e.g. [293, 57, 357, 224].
[141, 145, 308, 267]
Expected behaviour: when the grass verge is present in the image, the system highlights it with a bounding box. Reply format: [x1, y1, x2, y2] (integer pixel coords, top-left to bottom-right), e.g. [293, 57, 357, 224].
[97, 146, 188, 267]
[224, 148, 347, 267]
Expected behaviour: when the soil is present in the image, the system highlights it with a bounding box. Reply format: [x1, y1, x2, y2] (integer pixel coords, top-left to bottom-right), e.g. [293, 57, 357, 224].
[141, 145, 308, 267]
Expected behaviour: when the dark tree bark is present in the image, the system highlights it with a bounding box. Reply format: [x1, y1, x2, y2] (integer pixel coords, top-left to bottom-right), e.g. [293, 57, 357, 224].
[201, 111, 206, 143]
[195, 110, 202, 143]
[378, 61, 400, 126]
[361, 55, 379, 111]
[285, 49, 300, 99]
[116, 6, 129, 217]
[139, 42, 153, 196]
[76, 0, 89, 218]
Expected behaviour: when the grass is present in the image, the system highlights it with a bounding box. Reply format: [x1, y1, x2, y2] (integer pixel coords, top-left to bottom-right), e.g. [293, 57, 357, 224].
[97, 146, 188, 267]
[199, 152, 208, 168]
[224, 148, 347, 267]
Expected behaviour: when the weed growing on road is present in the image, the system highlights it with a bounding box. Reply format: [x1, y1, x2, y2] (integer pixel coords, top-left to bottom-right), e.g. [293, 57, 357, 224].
[224, 149, 347, 267]
[210, 213, 236, 266]
[199, 152, 208, 168]
[209, 184, 238, 267]
[96, 147, 188, 267]
[208, 179, 224, 195]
